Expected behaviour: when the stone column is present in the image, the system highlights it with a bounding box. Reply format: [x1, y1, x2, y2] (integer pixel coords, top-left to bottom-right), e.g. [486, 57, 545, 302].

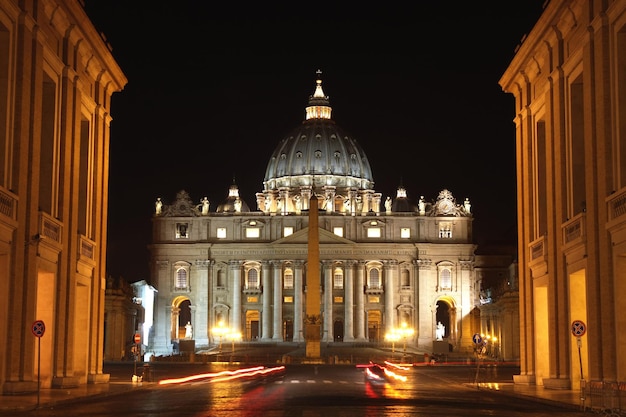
[230, 261, 242, 333]
[293, 261, 304, 342]
[261, 261, 272, 340]
[323, 261, 333, 342]
[272, 261, 283, 340]
[384, 260, 397, 330]
[344, 261, 355, 341]
[193, 259, 210, 346]
[355, 261, 366, 341]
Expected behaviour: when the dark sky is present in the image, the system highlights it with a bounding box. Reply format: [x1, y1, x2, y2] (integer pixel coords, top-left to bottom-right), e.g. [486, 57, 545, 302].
[82, 2, 547, 281]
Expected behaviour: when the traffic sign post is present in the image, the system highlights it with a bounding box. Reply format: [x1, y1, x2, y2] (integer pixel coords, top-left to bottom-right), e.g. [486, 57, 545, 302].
[31, 320, 45, 407]
[472, 333, 484, 386]
[571, 320, 587, 385]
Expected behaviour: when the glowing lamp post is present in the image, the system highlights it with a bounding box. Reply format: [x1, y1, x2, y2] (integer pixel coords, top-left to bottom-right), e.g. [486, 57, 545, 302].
[385, 330, 400, 359]
[228, 331, 242, 363]
[212, 321, 228, 355]
[398, 322, 415, 357]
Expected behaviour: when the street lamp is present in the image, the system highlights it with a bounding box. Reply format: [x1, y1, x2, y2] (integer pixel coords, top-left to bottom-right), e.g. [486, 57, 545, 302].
[212, 321, 228, 355]
[385, 330, 400, 360]
[398, 322, 415, 357]
[229, 331, 242, 363]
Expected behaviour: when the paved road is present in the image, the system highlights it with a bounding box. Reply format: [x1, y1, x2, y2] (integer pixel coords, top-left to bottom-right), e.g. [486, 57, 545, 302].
[16, 363, 587, 417]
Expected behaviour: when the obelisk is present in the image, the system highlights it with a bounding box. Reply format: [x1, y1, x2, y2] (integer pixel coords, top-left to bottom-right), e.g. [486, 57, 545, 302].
[305, 194, 322, 359]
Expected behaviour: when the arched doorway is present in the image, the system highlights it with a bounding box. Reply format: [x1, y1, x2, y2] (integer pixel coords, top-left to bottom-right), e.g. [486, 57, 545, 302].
[171, 296, 192, 341]
[436, 300, 450, 339]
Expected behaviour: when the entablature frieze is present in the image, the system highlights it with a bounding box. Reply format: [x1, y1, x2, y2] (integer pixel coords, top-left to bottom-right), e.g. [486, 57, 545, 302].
[210, 248, 416, 257]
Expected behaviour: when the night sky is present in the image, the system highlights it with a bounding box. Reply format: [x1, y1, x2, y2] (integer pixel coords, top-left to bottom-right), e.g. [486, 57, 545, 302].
[82, 2, 547, 282]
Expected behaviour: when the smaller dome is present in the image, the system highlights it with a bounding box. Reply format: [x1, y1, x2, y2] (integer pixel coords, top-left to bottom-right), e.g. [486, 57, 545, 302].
[216, 180, 251, 213]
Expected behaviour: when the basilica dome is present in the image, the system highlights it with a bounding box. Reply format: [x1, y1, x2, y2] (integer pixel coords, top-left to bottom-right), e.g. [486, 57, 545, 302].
[263, 73, 374, 196]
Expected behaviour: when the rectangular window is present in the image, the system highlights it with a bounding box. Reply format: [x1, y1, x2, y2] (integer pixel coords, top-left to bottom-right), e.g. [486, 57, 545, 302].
[438, 223, 452, 238]
[367, 228, 381, 238]
[284, 227, 294, 237]
[247, 296, 258, 303]
[368, 295, 380, 303]
[284, 296, 293, 303]
[284, 272, 294, 289]
[217, 228, 227, 238]
[245, 228, 260, 238]
[333, 227, 344, 237]
[333, 272, 343, 289]
[400, 228, 410, 238]
[176, 223, 188, 238]
[334, 296, 343, 303]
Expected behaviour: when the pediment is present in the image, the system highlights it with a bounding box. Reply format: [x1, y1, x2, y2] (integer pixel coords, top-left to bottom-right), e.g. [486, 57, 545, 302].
[272, 227, 354, 245]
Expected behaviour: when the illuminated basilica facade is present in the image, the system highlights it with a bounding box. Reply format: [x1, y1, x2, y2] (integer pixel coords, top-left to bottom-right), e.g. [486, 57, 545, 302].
[149, 75, 502, 357]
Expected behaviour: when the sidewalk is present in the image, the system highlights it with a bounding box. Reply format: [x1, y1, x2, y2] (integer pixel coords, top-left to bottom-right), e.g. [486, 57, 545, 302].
[0, 366, 149, 413]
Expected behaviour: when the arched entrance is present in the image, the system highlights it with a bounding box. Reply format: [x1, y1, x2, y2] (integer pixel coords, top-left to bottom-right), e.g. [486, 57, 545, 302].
[171, 296, 192, 340]
[436, 300, 450, 339]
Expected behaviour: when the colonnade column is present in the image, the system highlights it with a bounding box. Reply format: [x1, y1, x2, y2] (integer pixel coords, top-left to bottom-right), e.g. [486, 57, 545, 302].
[323, 261, 333, 342]
[230, 261, 242, 333]
[293, 261, 304, 342]
[194, 260, 210, 346]
[261, 261, 272, 340]
[384, 260, 397, 330]
[272, 260, 283, 340]
[355, 261, 366, 341]
[343, 261, 355, 341]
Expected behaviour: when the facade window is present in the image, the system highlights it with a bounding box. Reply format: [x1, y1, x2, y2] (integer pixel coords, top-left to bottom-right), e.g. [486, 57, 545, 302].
[284, 268, 294, 289]
[367, 227, 381, 238]
[439, 268, 452, 291]
[175, 267, 188, 289]
[284, 296, 293, 303]
[438, 222, 452, 238]
[176, 223, 188, 238]
[333, 227, 344, 237]
[333, 268, 343, 289]
[246, 268, 260, 289]
[400, 227, 410, 238]
[368, 268, 381, 289]
[245, 227, 260, 238]
[334, 296, 343, 303]
[247, 296, 258, 303]
[401, 269, 410, 288]
[216, 270, 225, 288]
[284, 226, 294, 237]
[368, 295, 380, 303]
[217, 227, 227, 239]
